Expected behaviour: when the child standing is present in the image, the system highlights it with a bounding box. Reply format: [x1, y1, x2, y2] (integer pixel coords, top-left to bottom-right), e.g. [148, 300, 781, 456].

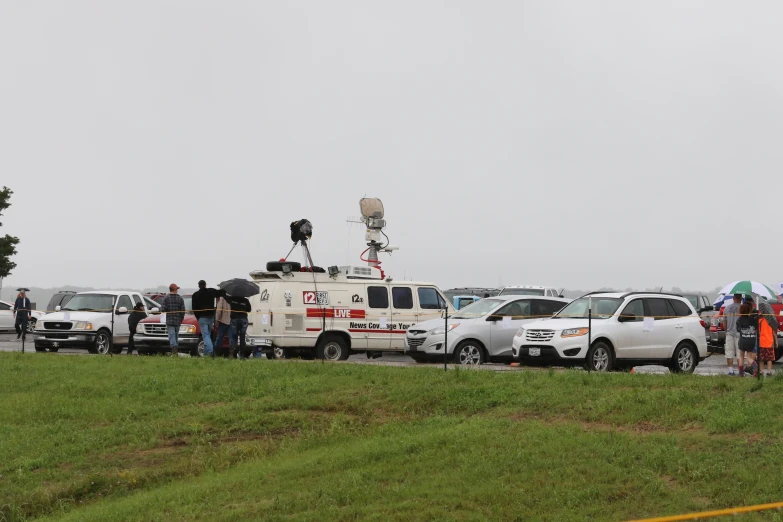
[736, 303, 758, 377]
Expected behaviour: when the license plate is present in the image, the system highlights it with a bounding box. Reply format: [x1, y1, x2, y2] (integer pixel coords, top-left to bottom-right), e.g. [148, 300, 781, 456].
[529, 347, 540, 356]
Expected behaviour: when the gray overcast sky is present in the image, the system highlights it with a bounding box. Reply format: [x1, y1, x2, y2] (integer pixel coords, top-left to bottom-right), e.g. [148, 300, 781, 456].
[1, 1, 781, 292]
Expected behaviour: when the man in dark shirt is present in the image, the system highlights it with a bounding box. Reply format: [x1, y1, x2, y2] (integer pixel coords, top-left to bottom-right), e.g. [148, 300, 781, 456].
[160, 283, 186, 356]
[191, 280, 226, 357]
[13, 291, 32, 340]
[227, 296, 251, 358]
[127, 302, 147, 355]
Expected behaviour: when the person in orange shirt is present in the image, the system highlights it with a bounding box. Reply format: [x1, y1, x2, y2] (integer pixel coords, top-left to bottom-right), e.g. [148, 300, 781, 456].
[754, 297, 779, 377]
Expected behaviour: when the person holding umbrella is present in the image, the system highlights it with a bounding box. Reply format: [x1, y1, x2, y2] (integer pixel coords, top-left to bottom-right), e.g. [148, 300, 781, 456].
[218, 279, 260, 359]
[13, 288, 32, 341]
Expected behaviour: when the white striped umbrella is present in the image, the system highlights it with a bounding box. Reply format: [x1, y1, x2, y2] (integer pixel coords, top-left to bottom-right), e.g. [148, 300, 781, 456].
[717, 281, 779, 300]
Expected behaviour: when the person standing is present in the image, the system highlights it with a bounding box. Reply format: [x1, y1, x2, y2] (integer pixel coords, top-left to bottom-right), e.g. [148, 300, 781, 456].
[214, 295, 231, 357]
[127, 302, 147, 355]
[160, 283, 186, 356]
[13, 290, 32, 340]
[757, 297, 780, 377]
[191, 280, 225, 357]
[227, 295, 251, 359]
[737, 301, 758, 377]
[721, 294, 743, 375]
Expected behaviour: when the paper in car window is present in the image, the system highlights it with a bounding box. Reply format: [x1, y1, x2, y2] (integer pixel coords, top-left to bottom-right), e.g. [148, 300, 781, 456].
[502, 316, 512, 329]
[643, 317, 654, 332]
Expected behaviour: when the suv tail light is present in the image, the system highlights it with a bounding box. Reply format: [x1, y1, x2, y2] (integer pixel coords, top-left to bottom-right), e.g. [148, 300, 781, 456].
[700, 320, 707, 329]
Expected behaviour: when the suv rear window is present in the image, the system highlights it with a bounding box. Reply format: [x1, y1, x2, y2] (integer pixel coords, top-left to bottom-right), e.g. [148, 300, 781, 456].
[647, 298, 673, 320]
[669, 299, 692, 317]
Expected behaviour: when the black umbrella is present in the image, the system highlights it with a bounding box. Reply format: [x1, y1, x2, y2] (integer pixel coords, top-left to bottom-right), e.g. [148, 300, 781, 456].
[16, 287, 30, 292]
[218, 278, 260, 298]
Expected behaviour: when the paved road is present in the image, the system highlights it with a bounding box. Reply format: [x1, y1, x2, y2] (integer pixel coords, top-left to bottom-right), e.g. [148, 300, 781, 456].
[0, 332, 777, 376]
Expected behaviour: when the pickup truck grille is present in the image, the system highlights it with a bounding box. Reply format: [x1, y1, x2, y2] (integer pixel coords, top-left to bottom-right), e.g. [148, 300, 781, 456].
[142, 324, 167, 335]
[44, 322, 72, 330]
[526, 330, 555, 342]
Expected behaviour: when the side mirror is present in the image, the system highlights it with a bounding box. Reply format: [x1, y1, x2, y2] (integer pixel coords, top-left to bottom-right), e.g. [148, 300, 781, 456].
[486, 315, 499, 322]
[116, 307, 129, 315]
[618, 314, 635, 323]
[55, 306, 61, 312]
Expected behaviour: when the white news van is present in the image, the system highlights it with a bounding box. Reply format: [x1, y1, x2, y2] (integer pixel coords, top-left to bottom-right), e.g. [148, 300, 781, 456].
[246, 263, 454, 360]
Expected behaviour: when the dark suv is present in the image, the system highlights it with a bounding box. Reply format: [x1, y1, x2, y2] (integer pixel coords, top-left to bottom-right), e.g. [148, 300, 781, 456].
[46, 291, 76, 313]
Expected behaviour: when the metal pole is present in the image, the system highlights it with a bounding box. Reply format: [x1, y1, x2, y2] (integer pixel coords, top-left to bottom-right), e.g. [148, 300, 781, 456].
[110, 298, 115, 357]
[587, 297, 592, 373]
[444, 308, 448, 372]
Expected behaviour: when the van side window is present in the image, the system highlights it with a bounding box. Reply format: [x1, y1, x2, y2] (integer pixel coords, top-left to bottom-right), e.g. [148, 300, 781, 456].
[367, 287, 389, 309]
[417, 288, 443, 310]
[392, 287, 413, 309]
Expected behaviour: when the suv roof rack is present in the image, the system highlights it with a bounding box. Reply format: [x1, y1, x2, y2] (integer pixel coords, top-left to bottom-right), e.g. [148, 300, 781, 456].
[620, 291, 683, 298]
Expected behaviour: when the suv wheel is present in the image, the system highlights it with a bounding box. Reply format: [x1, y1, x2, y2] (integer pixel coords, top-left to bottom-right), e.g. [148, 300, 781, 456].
[90, 330, 112, 355]
[316, 335, 349, 361]
[454, 341, 484, 365]
[584, 341, 613, 372]
[670, 342, 697, 374]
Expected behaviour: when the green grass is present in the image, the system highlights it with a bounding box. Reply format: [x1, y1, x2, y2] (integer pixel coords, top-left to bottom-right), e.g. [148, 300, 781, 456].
[2, 354, 783, 521]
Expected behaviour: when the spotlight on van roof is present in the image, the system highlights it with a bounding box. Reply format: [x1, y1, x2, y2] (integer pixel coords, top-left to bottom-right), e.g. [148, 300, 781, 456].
[328, 266, 340, 276]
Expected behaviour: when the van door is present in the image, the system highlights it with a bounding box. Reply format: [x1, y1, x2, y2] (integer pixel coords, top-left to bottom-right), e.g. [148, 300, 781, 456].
[390, 286, 417, 349]
[365, 285, 392, 350]
[416, 287, 448, 322]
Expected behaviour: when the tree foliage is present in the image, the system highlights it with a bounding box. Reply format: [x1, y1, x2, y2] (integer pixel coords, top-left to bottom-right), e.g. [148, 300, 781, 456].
[0, 186, 19, 278]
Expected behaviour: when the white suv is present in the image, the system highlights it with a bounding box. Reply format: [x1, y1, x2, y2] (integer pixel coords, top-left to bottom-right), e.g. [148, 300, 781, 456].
[511, 292, 708, 373]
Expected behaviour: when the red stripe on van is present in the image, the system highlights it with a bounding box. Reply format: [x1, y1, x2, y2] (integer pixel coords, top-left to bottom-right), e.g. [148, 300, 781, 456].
[306, 308, 366, 319]
[348, 329, 407, 334]
[306, 328, 322, 332]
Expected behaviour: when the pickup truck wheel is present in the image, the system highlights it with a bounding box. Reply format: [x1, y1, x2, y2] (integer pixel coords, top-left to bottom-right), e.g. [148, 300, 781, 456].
[190, 341, 205, 358]
[26, 320, 37, 333]
[92, 330, 112, 355]
[316, 335, 349, 361]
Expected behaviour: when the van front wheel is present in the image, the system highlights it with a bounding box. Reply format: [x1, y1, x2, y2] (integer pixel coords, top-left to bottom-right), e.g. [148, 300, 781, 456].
[316, 335, 349, 361]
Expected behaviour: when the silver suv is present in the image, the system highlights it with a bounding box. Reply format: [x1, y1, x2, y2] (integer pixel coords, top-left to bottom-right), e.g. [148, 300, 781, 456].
[405, 295, 571, 365]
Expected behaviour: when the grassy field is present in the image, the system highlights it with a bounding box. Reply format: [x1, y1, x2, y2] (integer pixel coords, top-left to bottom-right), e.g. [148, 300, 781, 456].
[2, 354, 783, 522]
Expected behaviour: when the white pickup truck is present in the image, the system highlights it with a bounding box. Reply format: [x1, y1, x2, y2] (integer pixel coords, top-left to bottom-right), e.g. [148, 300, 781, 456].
[33, 291, 160, 354]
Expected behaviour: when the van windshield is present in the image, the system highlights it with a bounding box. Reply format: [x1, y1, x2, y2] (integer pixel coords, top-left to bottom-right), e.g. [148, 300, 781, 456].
[453, 299, 503, 319]
[62, 294, 115, 312]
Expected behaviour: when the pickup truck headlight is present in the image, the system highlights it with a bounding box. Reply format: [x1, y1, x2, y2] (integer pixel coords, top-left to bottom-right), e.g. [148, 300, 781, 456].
[179, 324, 197, 334]
[561, 328, 589, 338]
[73, 322, 93, 330]
[427, 323, 459, 336]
